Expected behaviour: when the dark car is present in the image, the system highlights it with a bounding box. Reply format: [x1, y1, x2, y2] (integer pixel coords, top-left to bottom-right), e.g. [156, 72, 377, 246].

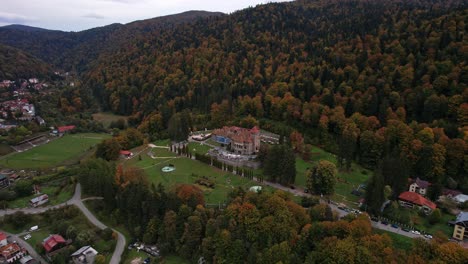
[391, 224, 399, 228]
[290, 185, 295, 190]
[402, 227, 410, 232]
[371, 217, 379, 222]
[304, 189, 309, 193]
[381, 220, 389, 225]
[144, 257, 151, 264]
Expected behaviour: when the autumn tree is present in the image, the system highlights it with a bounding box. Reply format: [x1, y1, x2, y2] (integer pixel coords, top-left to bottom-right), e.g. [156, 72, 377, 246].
[306, 160, 337, 195]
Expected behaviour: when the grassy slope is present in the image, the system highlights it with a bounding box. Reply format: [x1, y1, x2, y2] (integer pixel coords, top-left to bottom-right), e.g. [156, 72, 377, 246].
[295, 145, 370, 207]
[92, 112, 128, 128]
[0, 133, 110, 169]
[124, 143, 273, 204]
[7, 183, 73, 208]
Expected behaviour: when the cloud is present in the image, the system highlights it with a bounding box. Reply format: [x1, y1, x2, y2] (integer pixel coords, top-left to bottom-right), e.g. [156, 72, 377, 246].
[99, 0, 137, 3]
[82, 13, 106, 19]
[0, 11, 37, 24]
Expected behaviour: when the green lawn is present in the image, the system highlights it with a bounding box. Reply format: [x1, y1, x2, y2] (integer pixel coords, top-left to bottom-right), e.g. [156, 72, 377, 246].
[373, 228, 413, 251]
[7, 182, 74, 208]
[125, 145, 269, 204]
[92, 112, 128, 128]
[123, 249, 156, 264]
[295, 145, 370, 208]
[0, 133, 110, 169]
[0, 143, 13, 156]
[187, 142, 213, 155]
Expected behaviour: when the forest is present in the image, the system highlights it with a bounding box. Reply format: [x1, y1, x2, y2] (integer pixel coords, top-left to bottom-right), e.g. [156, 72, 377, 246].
[83, 0, 468, 192]
[78, 159, 468, 264]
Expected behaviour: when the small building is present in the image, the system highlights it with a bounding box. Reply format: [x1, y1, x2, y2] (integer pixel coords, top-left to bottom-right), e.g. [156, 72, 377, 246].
[409, 177, 430, 196]
[0, 174, 10, 189]
[29, 194, 49, 208]
[249, 186, 262, 193]
[398, 191, 436, 215]
[57, 125, 76, 135]
[71, 246, 98, 264]
[19, 255, 38, 264]
[0, 233, 7, 247]
[0, 243, 24, 263]
[452, 212, 468, 241]
[42, 234, 66, 253]
[442, 188, 462, 198]
[119, 150, 133, 159]
[454, 194, 468, 204]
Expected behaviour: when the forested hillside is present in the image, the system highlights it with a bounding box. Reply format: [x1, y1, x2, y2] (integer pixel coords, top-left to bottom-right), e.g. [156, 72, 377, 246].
[0, 44, 51, 79]
[81, 0, 468, 191]
[0, 11, 224, 72]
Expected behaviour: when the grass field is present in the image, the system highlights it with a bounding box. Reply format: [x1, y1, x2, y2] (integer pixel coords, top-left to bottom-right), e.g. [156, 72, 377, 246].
[295, 145, 370, 207]
[0, 143, 13, 156]
[124, 143, 271, 204]
[160, 255, 189, 264]
[0, 133, 110, 169]
[7, 182, 74, 208]
[92, 112, 128, 128]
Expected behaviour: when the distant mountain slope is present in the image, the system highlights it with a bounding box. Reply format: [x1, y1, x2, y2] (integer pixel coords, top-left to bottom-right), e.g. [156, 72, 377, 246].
[0, 11, 225, 72]
[0, 44, 51, 79]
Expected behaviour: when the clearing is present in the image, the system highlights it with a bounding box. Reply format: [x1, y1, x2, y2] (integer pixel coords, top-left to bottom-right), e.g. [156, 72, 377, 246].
[0, 133, 110, 169]
[92, 112, 129, 128]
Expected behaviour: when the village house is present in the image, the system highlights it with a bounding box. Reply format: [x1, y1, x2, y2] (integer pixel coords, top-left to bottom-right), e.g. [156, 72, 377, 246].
[19, 255, 38, 264]
[398, 191, 437, 214]
[0, 174, 10, 189]
[212, 126, 260, 155]
[51, 125, 76, 136]
[408, 177, 430, 196]
[42, 234, 67, 254]
[0, 233, 7, 247]
[0, 243, 24, 263]
[29, 194, 49, 208]
[452, 212, 468, 241]
[71, 246, 98, 264]
[120, 150, 133, 159]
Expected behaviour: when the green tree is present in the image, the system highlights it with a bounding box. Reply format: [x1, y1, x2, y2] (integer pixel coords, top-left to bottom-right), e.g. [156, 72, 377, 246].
[306, 160, 337, 195]
[263, 144, 296, 185]
[95, 138, 121, 161]
[365, 172, 386, 215]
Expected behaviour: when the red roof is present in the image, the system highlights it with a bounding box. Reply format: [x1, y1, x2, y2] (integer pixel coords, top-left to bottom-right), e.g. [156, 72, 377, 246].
[57, 125, 76, 133]
[0, 232, 6, 241]
[0, 243, 21, 258]
[43, 234, 66, 253]
[120, 150, 132, 155]
[398, 191, 436, 210]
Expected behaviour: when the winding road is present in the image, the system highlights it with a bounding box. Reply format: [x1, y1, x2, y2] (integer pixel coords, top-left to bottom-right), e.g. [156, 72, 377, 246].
[0, 184, 126, 264]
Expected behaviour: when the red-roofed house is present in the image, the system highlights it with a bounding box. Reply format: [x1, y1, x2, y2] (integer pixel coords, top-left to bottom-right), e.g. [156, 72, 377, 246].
[57, 125, 76, 134]
[0, 232, 7, 247]
[399, 191, 437, 214]
[42, 234, 66, 253]
[212, 126, 260, 155]
[409, 177, 431, 196]
[0, 243, 24, 263]
[120, 150, 133, 159]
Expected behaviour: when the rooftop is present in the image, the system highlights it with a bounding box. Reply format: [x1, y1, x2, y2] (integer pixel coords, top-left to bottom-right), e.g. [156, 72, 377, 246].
[398, 191, 436, 210]
[42, 234, 66, 253]
[413, 177, 431, 189]
[71, 246, 98, 257]
[455, 212, 468, 224]
[0, 243, 21, 258]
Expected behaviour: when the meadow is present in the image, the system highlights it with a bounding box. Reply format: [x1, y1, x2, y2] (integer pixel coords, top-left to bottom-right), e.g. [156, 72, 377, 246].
[0, 133, 110, 169]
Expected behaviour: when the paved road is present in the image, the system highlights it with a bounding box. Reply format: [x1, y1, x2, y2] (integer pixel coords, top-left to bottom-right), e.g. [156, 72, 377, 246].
[0, 184, 126, 264]
[0, 230, 48, 264]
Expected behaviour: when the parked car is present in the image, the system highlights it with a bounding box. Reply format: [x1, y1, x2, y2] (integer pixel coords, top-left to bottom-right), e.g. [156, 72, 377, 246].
[381, 220, 389, 225]
[424, 234, 433, 239]
[391, 224, 399, 229]
[290, 185, 295, 190]
[23, 234, 31, 240]
[402, 227, 410, 232]
[371, 217, 379, 222]
[304, 189, 309, 193]
[144, 257, 151, 264]
[411, 230, 421, 235]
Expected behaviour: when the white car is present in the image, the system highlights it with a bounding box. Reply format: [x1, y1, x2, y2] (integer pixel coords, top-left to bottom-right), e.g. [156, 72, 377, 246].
[24, 234, 31, 240]
[411, 230, 421, 235]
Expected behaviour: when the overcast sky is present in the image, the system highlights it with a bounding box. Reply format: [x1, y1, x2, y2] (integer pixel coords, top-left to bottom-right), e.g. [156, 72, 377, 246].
[0, 0, 292, 32]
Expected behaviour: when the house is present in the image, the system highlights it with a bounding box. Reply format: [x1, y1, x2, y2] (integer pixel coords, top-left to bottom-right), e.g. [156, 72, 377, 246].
[0, 243, 24, 263]
[35, 116, 45, 126]
[409, 177, 430, 196]
[120, 150, 133, 159]
[442, 188, 462, 198]
[452, 212, 468, 241]
[0, 174, 10, 189]
[19, 255, 38, 264]
[398, 191, 437, 214]
[29, 194, 49, 208]
[42, 234, 66, 253]
[212, 126, 260, 155]
[0, 233, 7, 247]
[71, 246, 98, 264]
[454, 194, 468, 204]
[57, 125, 76, 135]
